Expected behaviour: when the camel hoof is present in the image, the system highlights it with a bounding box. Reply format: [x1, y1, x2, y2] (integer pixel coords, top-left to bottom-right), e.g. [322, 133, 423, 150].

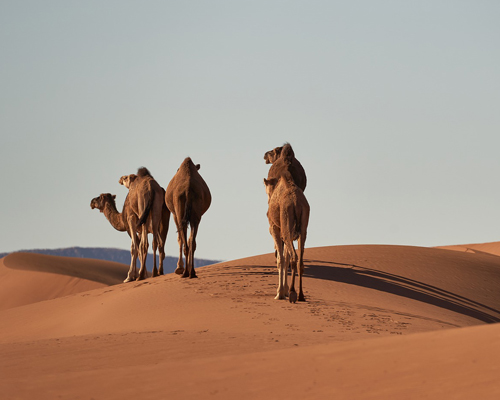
[175, 267, 185, 275]
[123, 277, 134, 283]
[274, 294, 286, 300]
[289, 291, 298, 303]
[136, 276, 145, 281]
[298, 293, 306, 302]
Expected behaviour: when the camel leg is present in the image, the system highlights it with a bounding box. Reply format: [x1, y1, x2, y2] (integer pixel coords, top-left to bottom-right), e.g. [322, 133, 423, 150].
[298, 233, 306, 302]
[187, 223, 198, 279]
[124, 221, 140, 282]
[151, 223, 159, 277]
[158, 233, 165, 276]
[137, 227, 149, 281]
[287, 242, 298, 303]
[125, 236, 139, 283]
[172, 214, 185, 275]
[270, 225, 286, 300]
[180, 225, 190, 279]
[158, 216, 168, 276]
[283, 240, 291, 297]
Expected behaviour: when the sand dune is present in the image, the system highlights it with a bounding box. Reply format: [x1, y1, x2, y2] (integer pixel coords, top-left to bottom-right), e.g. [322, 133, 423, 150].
[1, 244, 500, 398]
[0, 252, 128, 310]
[437, 240, 500, 257]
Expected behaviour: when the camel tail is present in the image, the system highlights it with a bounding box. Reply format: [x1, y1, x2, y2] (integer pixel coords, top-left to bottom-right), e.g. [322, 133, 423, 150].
[181, 190, 193, 229]
[281, 205, 300, 244]
[137, 185, 155, 227]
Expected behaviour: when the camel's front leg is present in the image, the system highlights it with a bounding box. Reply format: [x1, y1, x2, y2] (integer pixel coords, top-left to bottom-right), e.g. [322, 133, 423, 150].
[124, 230, 139, 283]
[270, 225, 286, 300]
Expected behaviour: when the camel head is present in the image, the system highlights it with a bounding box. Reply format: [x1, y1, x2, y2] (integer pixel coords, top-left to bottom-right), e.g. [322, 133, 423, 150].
[264, 146, 283, 164]
[90, 193, 116, 212]
[119, 174, 138, 189]
[263, 178, 278, 201]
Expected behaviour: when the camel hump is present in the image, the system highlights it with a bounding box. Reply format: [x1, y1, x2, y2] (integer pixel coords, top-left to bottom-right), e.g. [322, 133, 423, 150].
[137, 181, 155, 227]
[281, 143, 295, 164]
[137, 167, 153, 178]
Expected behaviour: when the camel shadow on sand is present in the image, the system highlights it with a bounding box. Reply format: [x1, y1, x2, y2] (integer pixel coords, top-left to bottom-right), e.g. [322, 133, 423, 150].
[303, 260, 500, 324]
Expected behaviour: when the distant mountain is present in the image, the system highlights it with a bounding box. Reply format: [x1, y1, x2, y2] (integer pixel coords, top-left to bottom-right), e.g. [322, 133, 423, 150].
[0, 247, 222, 275]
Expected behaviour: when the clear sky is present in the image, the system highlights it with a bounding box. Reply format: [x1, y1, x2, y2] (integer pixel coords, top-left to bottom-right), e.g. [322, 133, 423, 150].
[1, 1, 499, 261]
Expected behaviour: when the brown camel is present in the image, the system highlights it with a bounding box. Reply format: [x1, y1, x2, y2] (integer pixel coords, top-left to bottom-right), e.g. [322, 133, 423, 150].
[264, 172, 310, 303]
[117, 167, 166, 281]
[266, 143, 307, 192]
[165, 157, 211, 278]
[119, 173, 171, 277]
[90, 193, 141, 282]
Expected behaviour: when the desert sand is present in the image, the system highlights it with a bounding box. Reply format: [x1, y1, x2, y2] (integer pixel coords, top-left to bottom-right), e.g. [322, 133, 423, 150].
[1, 243, 500, 399]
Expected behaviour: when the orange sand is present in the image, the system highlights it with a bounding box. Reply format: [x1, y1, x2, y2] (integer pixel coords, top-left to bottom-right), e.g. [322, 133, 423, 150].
[1, 244, 500, 399]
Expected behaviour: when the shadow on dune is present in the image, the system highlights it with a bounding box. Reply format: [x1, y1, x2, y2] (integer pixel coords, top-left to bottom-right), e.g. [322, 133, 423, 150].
[304, 260, 500, 324]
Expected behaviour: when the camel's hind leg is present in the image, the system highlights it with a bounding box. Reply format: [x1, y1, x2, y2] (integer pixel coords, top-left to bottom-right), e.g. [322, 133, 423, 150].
[171, 214, 185, 275]
[151, 226, 159, 277]
[287, 242, 298, 303]
[297, 233, 306, 302]
[186, 223, 199, 278]
[180, 224, 190, 279]
[158, 231, 166, 275]
[137, 227, 149, 281]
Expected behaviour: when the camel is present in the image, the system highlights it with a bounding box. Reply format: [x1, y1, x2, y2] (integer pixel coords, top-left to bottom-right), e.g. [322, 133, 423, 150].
[165, 157, 211, 278]
[119, 173, 171, 277]
[117, 167, 166, 281]
[265, 143, 307, 192]
[264, 172, 310, 302]
[90, 193, 142, 282]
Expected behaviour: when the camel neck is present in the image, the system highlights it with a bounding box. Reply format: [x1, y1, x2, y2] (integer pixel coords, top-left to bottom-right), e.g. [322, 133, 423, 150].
[103, 202, 127, 232]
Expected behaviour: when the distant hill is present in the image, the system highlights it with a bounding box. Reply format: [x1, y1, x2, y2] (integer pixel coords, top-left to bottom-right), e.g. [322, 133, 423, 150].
[0, 247, 222, 275]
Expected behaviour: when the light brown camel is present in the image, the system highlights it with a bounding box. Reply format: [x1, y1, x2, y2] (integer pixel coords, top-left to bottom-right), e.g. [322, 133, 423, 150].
[165, 157, 211, 278]
[90, 193, 141, 282]
[118, 167, 166, 281]
[266, 143, 307, 192]
[264, 172, 310, 303]
[120, 173, 171, 277]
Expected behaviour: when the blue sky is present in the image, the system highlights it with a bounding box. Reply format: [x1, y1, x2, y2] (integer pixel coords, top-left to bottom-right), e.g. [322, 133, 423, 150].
[1, 1, 499, 261]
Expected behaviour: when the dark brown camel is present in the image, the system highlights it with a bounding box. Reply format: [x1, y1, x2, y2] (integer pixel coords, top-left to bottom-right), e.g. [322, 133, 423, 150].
[264, 173, 310, 302]
[165, 158, 211, 278]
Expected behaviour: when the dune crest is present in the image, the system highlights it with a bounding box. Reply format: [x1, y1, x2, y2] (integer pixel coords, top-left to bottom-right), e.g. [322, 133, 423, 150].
[0, 252, 127, 310]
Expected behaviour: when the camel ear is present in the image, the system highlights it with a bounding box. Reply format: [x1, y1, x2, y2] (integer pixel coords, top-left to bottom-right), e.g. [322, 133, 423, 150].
[113, 195, 116, 200]
[129, 174, 137, 182]
[264, 178, 277, 187]
[196, 164, 201, 170]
